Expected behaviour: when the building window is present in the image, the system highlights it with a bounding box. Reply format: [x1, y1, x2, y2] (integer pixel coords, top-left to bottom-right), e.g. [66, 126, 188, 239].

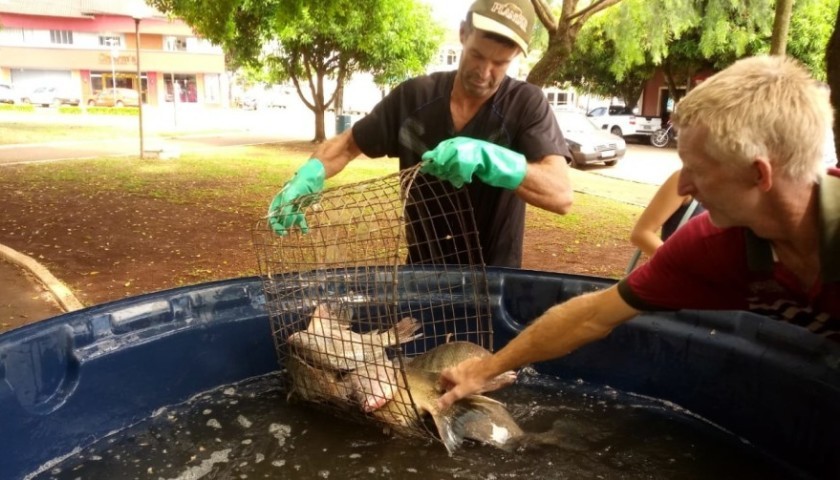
[164, 36, 188, 52]
[164, 74, 197, 103]
[0, 28, 26, 45]
[50, 30, 73, 45]
[548, 92, 568, 104]
[99, 35, 121, 47]
[204, 74, 220, 103]
[446, 49, 457, 65]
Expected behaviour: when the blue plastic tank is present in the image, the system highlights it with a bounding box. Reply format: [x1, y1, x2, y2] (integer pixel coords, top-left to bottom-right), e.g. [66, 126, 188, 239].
[1, 269, 838, 479]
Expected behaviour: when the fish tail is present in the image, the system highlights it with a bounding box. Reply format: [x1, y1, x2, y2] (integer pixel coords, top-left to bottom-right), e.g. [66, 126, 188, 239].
[380, 316, 422, 346]
[432, 395, 510, 454]
[431, 406, 466, 455]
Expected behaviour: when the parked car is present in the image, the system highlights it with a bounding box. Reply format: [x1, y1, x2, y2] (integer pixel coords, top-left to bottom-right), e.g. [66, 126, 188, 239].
[0, 83, 22, 104]
[555, 109, 626, 168]
[87, 88, 139, 107]
[586, 105, 661, 138]
[265, 86, 293, 109]
[234, 93, 259, 110]
[22, 86, 81, 107]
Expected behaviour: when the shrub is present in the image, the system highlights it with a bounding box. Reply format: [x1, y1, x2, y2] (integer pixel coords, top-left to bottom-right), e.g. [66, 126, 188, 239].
[58, 105, 83, 115]
[83, 106, 139, 116]
[0, 103, 35, 113]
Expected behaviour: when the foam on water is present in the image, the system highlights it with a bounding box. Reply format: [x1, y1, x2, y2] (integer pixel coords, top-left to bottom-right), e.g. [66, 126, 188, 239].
[27, 372, 802, 480]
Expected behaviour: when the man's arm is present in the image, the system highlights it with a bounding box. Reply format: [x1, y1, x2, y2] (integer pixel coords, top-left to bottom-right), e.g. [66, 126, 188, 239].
[516, 154, 573, 215]
[420, 140, 573, 217]
[437, 284, 639, 409]
[311, 129, 364, 178]
[267, 129, 364, 235]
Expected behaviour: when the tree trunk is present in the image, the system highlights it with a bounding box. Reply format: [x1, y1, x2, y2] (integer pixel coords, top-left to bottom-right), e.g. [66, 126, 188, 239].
[312, 72, 327, 143]
[684, 66, 697, 94]
[770, 0, 794, 55]
[526, 23, 575, 86]
[661, 61, 679, 102]
[335, 83, 344, 115]
[827, 4, 840, 167]
[314, 108, 326, 143]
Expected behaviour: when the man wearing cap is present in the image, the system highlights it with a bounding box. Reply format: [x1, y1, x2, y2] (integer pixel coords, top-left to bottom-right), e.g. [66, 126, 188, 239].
[267, 0, 573, 267]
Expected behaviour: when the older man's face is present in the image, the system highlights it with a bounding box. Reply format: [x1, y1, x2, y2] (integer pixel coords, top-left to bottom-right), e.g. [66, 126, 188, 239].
[677, 126, 760, 229]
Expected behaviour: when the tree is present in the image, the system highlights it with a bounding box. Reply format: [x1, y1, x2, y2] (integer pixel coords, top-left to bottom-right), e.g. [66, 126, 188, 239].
[786, 0, 839, 81]
[553, 0, 771, 105]
[552, 17, 654, 108]
[150, 0, 442, 142]
[827, 3, 840, 165]
[526, 0, 626, 86]
[554, 0, 835, 107]
[770, 0, 795, 54]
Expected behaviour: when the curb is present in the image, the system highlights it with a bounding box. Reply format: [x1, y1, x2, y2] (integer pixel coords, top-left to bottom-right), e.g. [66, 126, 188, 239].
[0, 243, 84, 313]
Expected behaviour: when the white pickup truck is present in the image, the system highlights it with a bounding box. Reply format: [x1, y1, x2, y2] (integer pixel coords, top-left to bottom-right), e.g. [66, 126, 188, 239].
[587, 105, 661, 139]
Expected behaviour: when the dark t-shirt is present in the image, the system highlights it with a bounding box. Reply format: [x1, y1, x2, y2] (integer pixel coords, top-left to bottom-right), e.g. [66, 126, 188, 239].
[352, 71, 570, 267]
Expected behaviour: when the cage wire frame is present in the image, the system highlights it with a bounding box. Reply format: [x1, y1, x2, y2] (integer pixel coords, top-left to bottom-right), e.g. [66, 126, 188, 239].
[252, 163, 492, 440]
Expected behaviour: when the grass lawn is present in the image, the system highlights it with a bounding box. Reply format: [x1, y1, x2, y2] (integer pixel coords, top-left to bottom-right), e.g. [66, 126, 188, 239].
[1, 125, 648, 308]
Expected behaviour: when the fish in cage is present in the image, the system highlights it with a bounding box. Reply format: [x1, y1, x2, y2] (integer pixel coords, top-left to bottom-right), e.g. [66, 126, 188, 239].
[254, 164, 503, 450]
[287, 302, 423, 411]
[286, 309, 569, 454]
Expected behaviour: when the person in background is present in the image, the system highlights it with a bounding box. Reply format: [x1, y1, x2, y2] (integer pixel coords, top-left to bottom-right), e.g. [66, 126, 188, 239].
[824, 123, 838, 168]
[436, 55, 840, 410]
[820, 82, 838, 168]
[266, 0, 573, 268]
[629, 169, 705, 258]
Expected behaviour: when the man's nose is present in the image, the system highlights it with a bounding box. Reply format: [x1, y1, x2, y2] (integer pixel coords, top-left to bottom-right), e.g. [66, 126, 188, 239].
[476, 60, 493, 77]
[676, 170, 695, 196]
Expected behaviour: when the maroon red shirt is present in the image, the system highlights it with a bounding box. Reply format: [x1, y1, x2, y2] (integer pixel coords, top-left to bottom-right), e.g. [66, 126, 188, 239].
[618, 170, 840, 341]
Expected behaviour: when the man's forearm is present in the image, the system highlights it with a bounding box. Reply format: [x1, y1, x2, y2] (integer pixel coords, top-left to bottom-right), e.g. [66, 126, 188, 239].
[311, 130, 362, 178]
[486, 285, 639, 376]
[516, 154, 573, 214]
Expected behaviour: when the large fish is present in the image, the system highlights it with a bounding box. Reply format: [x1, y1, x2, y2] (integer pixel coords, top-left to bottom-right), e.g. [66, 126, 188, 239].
[286, 302, 422, 411]
[287, 302, 422, 371]
[371, 341, 563, 454]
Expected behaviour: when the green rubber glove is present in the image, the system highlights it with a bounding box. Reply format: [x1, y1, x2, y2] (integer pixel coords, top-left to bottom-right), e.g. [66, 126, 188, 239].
[420, 137, 527, 189]
[267, 158, 325, 235]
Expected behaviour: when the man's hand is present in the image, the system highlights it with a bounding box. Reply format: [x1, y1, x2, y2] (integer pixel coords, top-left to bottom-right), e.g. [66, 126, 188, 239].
[421, 137, 527, 189]
[436, 357, 496, 410]
[267, 159, 325, 235]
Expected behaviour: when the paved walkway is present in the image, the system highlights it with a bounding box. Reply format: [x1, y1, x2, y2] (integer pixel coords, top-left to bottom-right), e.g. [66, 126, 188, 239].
[0, 257, 65, 333]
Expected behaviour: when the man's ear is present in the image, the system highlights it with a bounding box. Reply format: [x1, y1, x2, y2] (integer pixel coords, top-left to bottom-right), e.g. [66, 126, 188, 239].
[753, 157, 773, 192]
[460, 21, 468, 44]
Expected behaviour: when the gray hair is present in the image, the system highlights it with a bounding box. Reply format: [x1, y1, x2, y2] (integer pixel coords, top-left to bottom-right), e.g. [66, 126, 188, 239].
[673, 55, 833, 182]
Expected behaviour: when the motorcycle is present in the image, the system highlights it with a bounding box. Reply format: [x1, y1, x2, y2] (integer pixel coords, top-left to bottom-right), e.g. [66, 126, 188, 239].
[650, 121, 676, 148]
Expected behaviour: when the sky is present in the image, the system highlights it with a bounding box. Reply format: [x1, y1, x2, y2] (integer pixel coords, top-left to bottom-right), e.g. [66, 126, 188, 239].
[423, 0, 471, 29]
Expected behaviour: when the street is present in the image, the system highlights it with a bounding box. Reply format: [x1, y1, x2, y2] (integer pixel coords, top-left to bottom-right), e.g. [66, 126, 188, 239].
[578, 139, 681, 185]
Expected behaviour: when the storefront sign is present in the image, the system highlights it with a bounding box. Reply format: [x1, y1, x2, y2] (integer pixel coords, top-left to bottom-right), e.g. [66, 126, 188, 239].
[98, 53, 137, 66]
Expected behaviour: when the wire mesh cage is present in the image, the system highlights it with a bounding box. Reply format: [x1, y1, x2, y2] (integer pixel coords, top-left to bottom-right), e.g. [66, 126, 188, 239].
[252, 163, 492, 440]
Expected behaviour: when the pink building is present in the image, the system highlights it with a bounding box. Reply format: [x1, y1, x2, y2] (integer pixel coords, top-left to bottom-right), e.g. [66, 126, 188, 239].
[0, 0, 227, 106]
[639, 68, 716, 121]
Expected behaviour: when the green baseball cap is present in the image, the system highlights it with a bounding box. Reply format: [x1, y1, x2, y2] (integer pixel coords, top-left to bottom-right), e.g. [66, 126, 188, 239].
[469, 0, 536, 53]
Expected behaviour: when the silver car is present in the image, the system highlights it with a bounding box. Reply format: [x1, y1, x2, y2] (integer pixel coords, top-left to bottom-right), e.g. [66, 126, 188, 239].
[22, 86, 81, 107]
[0, 83, 22, 104]
[554, 109, 627, 167]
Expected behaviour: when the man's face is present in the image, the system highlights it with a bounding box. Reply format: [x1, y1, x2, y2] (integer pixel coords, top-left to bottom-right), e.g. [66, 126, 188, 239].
[677, 125, 759, 229]
[457, 26, 520, 99]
